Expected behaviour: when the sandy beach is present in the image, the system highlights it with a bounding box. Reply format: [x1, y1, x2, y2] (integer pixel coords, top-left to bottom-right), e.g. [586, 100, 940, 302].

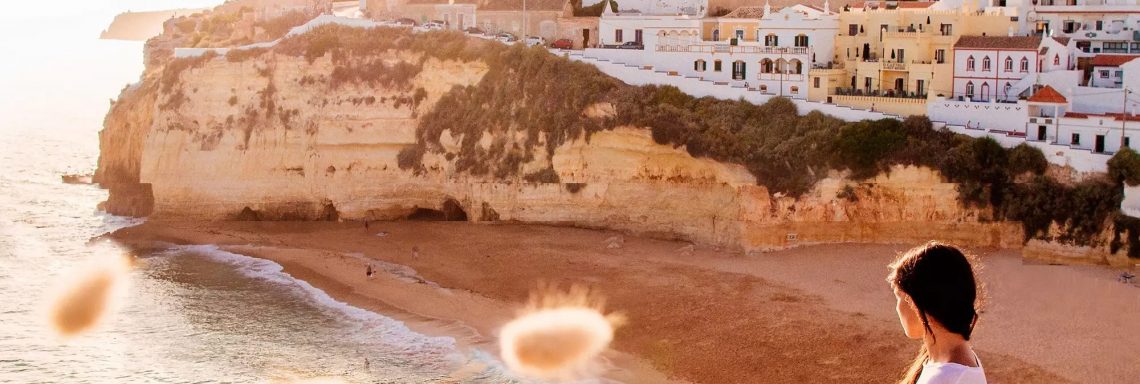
[108, 220, 1139, 384]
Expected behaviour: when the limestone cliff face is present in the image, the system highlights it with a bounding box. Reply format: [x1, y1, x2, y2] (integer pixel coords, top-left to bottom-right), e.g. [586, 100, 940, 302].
[98, 47, 1025, 251]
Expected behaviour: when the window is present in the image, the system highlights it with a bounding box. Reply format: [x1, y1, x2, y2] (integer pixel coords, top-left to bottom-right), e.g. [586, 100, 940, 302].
[761, 59, 773, 73]
[935, 49, 945, 64]
[712, 29, 719, 41]
[1132, 42, 1140, 52]
[735, 29, 744, 40]
[732, 61, 746, 80]
[635, 29, 643, 43]
[791, 86, 799, 93]
[1004, 57, 1013, 72]
[966, 81, 975, 99]
[1072, 133, 1081, 145]
[1116, 70, 1124, 78]
[1101, 70, 1110, 78]
[814, 77, 821, 88]
[865, 77, 872, 89]
[714, 60, 722, 72]
[917, 80, 925, 95]
[967, 56, 975, 71]
[849, 24, 859, 36]
[1022, 57, 1031, 72]
[940, 23, 953, 36]
[694, 60, 706, 72]
[1104, 42, 1128, 53]
[764, 34, 778, 47]
[615, 29, 623, 43]
[981, 83, 990, 100]
[1004, 82, 1012, 97]
[1096, 20, 1103, 30]
[795, 35, 809, 47]
[760, 84, 768, 92]
[982, 57, 991, 71]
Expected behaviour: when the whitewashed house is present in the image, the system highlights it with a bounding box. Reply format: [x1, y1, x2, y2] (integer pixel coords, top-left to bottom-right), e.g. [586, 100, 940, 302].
[1017, 0, 1140, 56]
[952, 36, 1045, 102]
[1088, 54, 1140, 87]
[586, 3, 837, 99]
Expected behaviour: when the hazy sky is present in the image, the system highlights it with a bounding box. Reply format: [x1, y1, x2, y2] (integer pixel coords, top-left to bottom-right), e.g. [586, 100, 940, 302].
[0, 1, 223, 139]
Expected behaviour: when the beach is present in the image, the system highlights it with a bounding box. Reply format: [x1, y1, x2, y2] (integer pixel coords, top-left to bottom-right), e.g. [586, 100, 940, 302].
[109, 220, 1140, 384]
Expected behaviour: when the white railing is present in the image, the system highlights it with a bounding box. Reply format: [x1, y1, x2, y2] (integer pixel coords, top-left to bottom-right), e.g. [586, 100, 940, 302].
[656, 44, 810, 55]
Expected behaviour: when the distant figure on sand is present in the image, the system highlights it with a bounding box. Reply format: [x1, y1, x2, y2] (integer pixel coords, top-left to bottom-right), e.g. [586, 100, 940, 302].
[366, 264, 374, 278]
[888, 241, 986, 384]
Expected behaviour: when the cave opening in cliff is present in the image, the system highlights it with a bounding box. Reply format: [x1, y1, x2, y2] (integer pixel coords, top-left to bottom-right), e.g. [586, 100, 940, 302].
[406, 199, 468, 221]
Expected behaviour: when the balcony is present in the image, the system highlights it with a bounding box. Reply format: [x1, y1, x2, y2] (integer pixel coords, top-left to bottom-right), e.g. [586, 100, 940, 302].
[834, 87, 928, 99]
[881, 61, 907, 71]
[655, 44, 810, 55]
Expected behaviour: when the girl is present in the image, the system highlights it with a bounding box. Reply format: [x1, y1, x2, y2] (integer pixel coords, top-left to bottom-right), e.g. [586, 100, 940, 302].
[888, 241, 986, 384]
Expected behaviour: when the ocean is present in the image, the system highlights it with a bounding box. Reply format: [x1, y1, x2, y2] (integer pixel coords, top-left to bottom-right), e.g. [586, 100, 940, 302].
[0, 2, 522, 383]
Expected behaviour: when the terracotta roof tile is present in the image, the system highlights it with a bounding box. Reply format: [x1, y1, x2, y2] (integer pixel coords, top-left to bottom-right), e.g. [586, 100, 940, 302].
[723, 5, 765, 18]
[1089, 54, 1140, 67]
[1028, 85, 1068, 104]
[954, 35, 1042, 50]
[849, 1, 936, 9]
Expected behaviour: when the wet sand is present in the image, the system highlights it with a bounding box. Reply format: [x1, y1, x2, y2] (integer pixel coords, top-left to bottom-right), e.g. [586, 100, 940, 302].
[109, 220, 1140, 384]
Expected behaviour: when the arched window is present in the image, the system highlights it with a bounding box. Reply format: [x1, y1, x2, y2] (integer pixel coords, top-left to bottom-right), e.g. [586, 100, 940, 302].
[982, 57, 991, 71]
[1004, 82, 1012, 98]
[1053, 54, 1060, 66]
[694, 59, 707, 72]
[1021, 57, 1030, 72]
[732, 60, 746, 80]
[794, 34, 809, 47]
[967, 56, 976, 71]
[966, 81, 975, 99]
[760, 84, 769, 92]
[791, 86, 800, 93]
[765, 34, 778, 47]
[760, 59, 773, 73]
[712, 29, 720, 41]
[789, 59, 803, 74]
[981, 83, 990, 100]
[1004, 57, 1013, 72]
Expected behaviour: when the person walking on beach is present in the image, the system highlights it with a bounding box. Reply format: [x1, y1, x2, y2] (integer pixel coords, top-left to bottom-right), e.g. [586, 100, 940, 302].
[887, 241, 986, 384]
[366, 264, 374, 278]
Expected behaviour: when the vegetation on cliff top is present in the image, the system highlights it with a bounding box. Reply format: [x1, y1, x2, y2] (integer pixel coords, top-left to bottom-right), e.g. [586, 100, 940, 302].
[154, 24, 1137, 255]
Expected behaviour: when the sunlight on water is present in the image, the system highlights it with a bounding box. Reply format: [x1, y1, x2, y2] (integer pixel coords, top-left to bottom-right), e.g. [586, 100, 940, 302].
[499, 286, 624, 380]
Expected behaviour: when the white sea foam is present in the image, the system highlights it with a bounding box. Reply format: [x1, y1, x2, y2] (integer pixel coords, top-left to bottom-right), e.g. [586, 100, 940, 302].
[171, 245, 461, 355]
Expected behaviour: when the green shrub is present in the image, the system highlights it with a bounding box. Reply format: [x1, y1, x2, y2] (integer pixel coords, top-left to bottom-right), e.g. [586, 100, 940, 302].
[1007, 143, 1049, 176]
[1108, 147, 1140, 186]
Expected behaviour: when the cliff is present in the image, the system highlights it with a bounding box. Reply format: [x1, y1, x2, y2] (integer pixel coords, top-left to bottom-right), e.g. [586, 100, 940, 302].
[97, 22, 1140, 261]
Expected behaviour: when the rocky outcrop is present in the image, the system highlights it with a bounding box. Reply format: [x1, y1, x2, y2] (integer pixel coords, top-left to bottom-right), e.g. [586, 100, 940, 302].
[96, 46, 1030, 251]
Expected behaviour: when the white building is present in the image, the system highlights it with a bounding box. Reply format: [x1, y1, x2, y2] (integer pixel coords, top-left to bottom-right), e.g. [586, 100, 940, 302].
[589, 3, 838, 99]
[1088, 54, 1140, 87]
[950, 35, 1077, 102]
[953, 36, 1045, 102]
[1019, 0, 1140, 56]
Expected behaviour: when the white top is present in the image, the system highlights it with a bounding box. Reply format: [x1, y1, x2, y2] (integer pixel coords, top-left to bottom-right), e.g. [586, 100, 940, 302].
[916, 354, 986, 384]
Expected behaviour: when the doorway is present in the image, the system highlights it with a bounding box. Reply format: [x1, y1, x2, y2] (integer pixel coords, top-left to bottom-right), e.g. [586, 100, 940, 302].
[1037, 125, 1047, 141]
[1096, 135, 1106, 153]
[862, 43, 870, 60]
[582, 28, 590, 48]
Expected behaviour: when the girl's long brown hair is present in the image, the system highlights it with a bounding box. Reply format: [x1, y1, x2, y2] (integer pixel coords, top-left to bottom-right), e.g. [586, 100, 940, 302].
[888, 242, 981, 384]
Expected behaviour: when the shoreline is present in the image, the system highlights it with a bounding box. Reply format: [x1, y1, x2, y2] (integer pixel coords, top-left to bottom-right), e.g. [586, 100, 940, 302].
[109, 220, 1139, 383]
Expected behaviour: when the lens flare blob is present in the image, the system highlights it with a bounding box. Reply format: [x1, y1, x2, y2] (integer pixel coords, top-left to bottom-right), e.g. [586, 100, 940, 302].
[47, 253, 132, 337]
[498, 286, 623, 380]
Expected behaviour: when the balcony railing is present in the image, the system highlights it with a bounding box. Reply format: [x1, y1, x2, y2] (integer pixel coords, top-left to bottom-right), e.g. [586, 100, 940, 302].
[882, 61, 907, 71]
[834, 87, 927, 99]
[655, 44, 810, 55]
